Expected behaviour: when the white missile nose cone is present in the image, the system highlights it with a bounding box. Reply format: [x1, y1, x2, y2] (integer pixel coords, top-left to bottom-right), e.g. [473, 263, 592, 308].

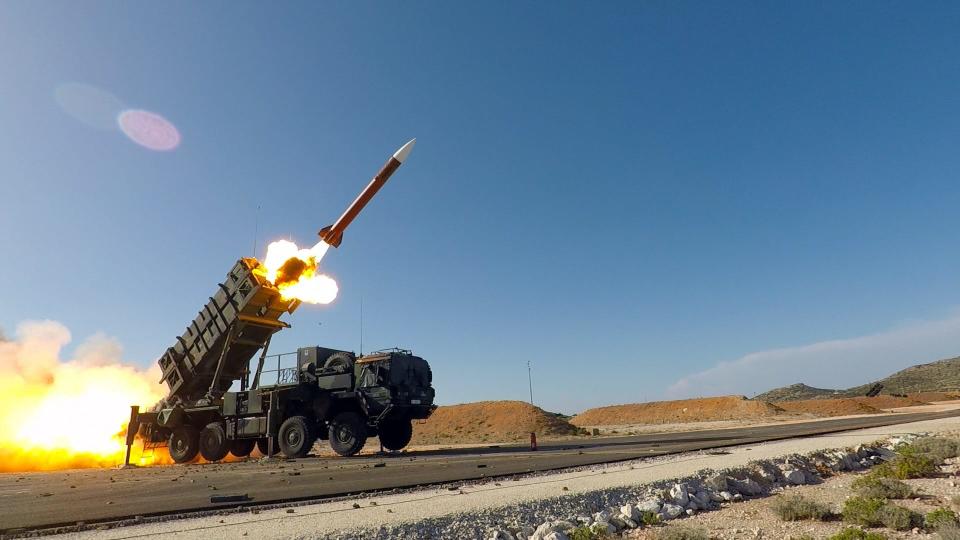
[393, 138, 416, 163]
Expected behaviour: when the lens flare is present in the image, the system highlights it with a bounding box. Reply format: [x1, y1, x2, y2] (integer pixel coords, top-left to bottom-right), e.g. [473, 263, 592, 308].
[117, 109, 181, 151]
[54, 82, 125, 131]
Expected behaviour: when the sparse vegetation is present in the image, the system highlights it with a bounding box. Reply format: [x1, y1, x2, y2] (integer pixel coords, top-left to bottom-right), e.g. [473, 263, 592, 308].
[827, 528, 887, 540]
[639, 510, 662, 525]
[842, 497, 887, 526]
[654, 525, 710, 540]
[841, 496, 921, 530]
[871, 451, 938, 479]
[570, 525, 609, 540]
[770, 494, 833, 521]
[911, 437, 960, 463]
[850, 474, 914, 499]
[927, 508, 960, 530]
[876, 503, 922, 530]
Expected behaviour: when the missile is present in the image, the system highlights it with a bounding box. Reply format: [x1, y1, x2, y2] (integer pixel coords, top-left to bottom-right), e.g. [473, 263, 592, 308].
[318, 138, 416, 248]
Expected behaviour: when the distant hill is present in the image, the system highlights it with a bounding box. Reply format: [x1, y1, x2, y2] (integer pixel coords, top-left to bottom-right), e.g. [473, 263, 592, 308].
[755, 383, 841, 402]
[757, 355, 960, 402]
[571, 396, 784, 426]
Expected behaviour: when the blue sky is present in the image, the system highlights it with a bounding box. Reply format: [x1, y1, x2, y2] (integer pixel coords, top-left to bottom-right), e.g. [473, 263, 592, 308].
[2, 2, 960, 414]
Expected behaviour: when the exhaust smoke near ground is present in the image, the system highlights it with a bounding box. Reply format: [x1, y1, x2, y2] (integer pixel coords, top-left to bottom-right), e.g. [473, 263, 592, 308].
[0, 321, 166, 472]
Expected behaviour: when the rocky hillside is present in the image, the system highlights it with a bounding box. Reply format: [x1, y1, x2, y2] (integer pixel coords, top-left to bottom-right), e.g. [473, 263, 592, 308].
[757, 355, 960, 401]
[754, 383, 839, 402]
[410, 400, 580, 445]
[570, 396, 784, 427]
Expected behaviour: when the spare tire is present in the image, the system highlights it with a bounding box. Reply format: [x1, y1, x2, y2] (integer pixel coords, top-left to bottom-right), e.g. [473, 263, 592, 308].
[323, 352, 355, 373]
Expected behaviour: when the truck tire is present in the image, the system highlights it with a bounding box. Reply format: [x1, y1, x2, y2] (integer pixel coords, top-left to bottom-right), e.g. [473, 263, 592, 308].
[229, 439, 256, 458]
[199, 422, 229, 462]
[278, 415, 316, 458]
[378, 418, 413, 451]
[256, 438, 278, 456]
[323, 352, 354, 373]
[168, 425, 200, 464]
[329, 411, 367, 456]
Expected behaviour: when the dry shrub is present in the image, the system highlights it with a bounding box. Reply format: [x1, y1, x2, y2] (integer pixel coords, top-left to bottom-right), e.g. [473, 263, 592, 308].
[770, 494, 833, 521]
[851, 474, 914, 499]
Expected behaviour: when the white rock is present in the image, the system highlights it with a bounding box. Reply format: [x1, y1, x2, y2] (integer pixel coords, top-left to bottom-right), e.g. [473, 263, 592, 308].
[660, 503, 684, 520]
[692, 490, 712, 507]
[621, 517, 638, 529]
[669, 483, 690, 506]
[531, 521, 573, 540]
[543, 533, 568, 540]
[591, 522, 616, 535]
[575, 516, 591, 525]
[685, 508, 696, 516]
[620, 504, 640, 521]
[592, 510, 611, 524]
[730, 478, 762, 496]
[705, 474, 729, 492]
[636, 498, 662, 513]
[783, 469, 805, 485]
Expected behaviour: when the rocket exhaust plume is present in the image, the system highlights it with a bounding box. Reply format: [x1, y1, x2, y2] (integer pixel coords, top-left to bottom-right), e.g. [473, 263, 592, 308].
[0, 321, 166, 472]
[255, 138, 416, 303]
[256, 239, 338, 304]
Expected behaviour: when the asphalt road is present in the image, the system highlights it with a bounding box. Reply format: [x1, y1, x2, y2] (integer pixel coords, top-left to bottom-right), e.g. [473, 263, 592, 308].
[2, 409, 958, 532]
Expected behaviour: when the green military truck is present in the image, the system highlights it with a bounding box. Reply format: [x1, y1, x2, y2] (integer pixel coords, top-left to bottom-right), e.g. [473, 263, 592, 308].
[126, 258, 435, 463]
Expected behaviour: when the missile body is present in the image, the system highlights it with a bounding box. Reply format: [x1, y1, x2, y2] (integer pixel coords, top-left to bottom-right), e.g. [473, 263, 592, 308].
[318, 138, 416, 248]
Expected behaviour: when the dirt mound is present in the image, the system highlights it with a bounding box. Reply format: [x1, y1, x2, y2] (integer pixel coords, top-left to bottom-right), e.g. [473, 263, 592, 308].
[906, 392, 960, 402]
[851, 395, 929, 409]
[777, 398, 880, 417]
[570, 396, 784, 427]
[410, 401, 579, 445]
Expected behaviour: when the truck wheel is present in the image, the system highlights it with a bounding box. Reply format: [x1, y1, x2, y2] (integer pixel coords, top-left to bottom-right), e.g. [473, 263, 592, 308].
[329, 412, 367, 456]
[323, 352, 354, 373]
[229, 439, 256, 458]
[378, 418, 413, 451]
[199, 422, 229, 462]
[256, 438, 278, 456]
[168, 425, 200, 464]
[278, 415, 316, 458]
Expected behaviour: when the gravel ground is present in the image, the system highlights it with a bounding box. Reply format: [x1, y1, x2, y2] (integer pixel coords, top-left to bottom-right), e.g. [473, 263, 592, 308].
[626, 450, 960, 539]
[48, 414, 960, 540]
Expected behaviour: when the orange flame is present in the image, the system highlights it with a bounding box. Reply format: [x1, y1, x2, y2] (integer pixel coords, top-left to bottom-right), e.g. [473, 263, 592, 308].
[0, 321, 167, 472]
[255, 239, 338, 304]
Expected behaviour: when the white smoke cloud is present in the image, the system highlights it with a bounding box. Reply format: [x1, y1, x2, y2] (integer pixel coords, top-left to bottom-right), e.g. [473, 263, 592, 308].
[667, 311, 960, 399]
[0, 320, 166, 470]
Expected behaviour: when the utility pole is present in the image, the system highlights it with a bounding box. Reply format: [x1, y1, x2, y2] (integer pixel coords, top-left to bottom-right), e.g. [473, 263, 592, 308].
[527, 360, 534, 406]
